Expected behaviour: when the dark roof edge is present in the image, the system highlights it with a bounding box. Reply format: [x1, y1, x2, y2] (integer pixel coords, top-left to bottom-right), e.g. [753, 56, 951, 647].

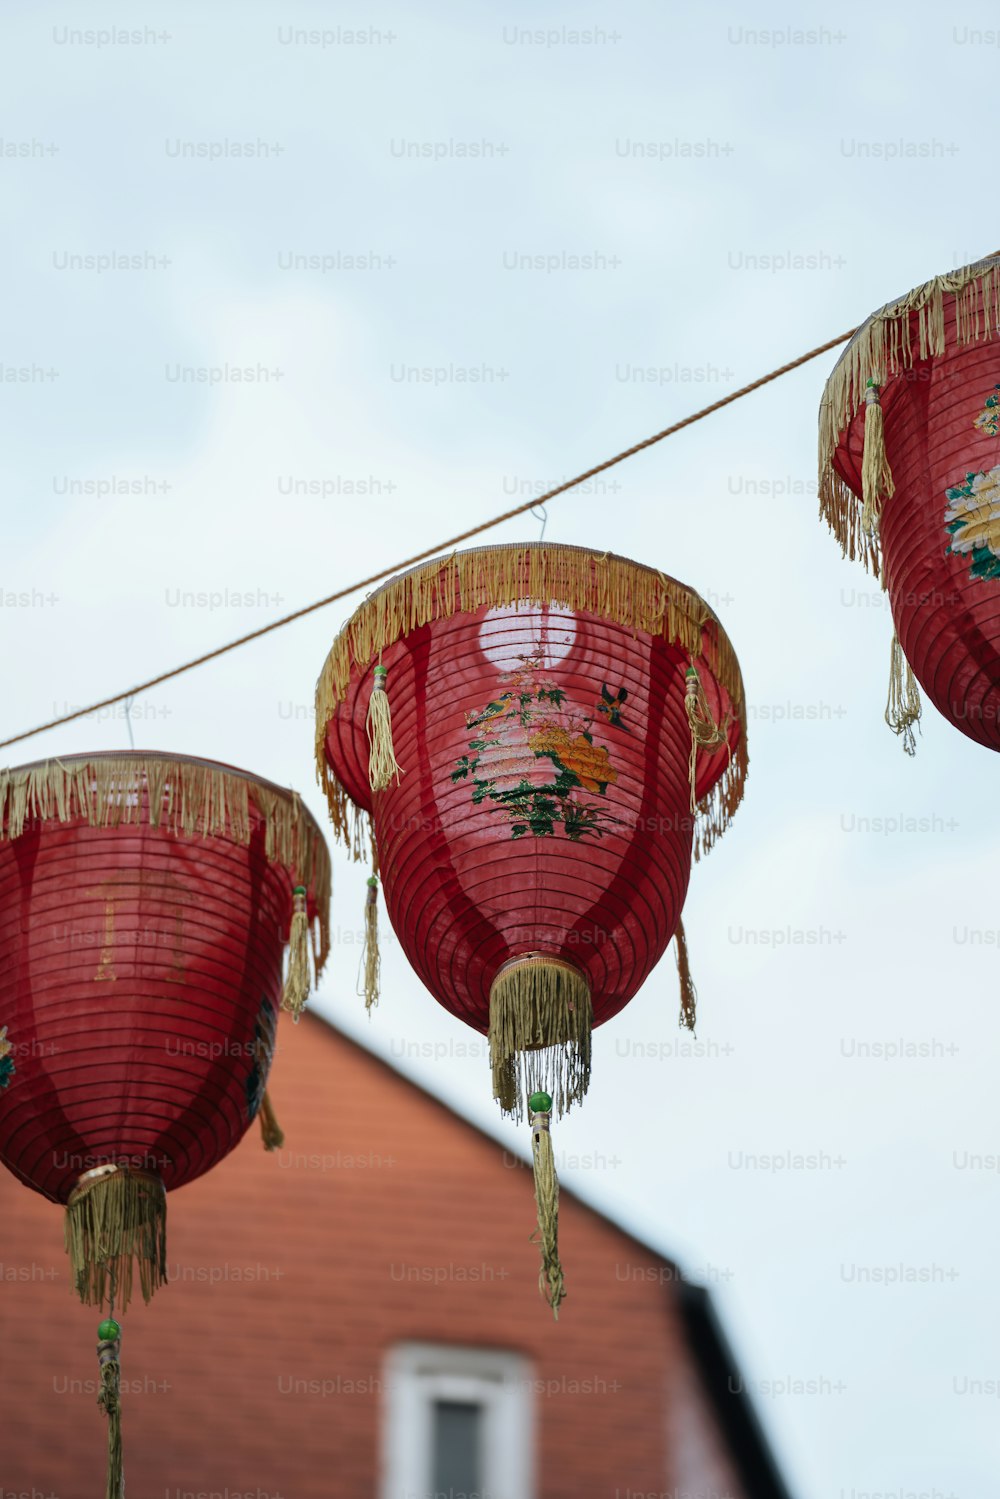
[675, 1282, 796, 1499]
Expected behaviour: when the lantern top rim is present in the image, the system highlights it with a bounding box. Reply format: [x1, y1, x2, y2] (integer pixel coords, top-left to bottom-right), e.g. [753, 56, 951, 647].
[830, 248, 1000, 373]
[0, 749, 332, 967]
[356, 538, 731, 626]
[819, 250, 1000, 567]
[315, 540, 746, 863]
[4, 747, 323, 816]
[316, 538, 741, 711]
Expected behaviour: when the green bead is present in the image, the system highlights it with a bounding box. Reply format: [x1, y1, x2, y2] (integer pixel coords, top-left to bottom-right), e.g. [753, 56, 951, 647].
[293, 884, 306, 896]
[529, 1090, 552, 1113]
[374, 665, 388, 678]
[98, 1319, 120, 1341]
[367, 875, 378, 888]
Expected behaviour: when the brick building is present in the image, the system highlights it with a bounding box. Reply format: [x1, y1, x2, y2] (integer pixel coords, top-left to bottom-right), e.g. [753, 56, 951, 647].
[0, 1013, 791, 1498]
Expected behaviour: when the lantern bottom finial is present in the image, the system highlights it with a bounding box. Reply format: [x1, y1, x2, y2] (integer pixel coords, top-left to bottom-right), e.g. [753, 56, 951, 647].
[488, 954, 592, 1121]
[64, 1164, 167, 1311]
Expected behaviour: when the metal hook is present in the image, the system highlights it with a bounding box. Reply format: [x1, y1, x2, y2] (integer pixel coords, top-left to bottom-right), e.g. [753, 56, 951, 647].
[530, 503, 548, 542]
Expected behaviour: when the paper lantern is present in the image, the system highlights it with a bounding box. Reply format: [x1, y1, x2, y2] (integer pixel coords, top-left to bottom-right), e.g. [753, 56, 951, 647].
[820, 251, 1000, 751]
[0, 751, 330, 1495]
[315, 543, 747, 1310]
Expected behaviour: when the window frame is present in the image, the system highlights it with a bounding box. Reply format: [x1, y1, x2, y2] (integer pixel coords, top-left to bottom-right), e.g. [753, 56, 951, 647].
[381, 1341, 535, 1499]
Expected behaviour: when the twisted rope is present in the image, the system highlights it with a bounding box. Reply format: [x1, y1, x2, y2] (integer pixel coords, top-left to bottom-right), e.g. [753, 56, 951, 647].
[0, 329, 854, 753]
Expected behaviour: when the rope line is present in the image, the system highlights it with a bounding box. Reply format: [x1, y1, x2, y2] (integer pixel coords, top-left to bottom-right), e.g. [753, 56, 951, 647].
[0, 328, 855, 753]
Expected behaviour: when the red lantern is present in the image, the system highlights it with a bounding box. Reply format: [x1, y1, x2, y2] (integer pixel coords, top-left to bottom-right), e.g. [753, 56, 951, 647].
[0, 751, 330, 1494]
[315, 543, 746, 1310]
[820, 252, 1000, 750]
[0, 749, 330, 1281]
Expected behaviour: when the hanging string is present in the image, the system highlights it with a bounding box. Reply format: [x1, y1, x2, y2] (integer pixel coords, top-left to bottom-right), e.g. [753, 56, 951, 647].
[123, 696, 135, 751]
[0, 328, 855, 754]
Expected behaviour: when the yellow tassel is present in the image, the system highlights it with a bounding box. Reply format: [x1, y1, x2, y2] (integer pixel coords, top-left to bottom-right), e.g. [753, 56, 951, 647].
[674, 917, 698, 1033]
[861, 380, 895, 538]
[258, 1090, 284, 1151]
[684, 665, 731, 815]
[529, 1097, 565, 1318]
[96, 1324, 124, 1499]
[282, 886, 311, 1021]
[359, 874, 381, 1012]
[65, 1166, 167, 1311]
[366, 664, 402, 793]
[886, 630, 921, 755]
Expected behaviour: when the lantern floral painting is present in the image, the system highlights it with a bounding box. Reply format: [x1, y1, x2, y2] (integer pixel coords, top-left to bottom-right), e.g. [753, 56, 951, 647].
[453, 656, 629, 840]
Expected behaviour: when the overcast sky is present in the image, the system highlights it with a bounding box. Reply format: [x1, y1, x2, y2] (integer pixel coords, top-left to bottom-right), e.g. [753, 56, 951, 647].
[3, 3, 998, 1493]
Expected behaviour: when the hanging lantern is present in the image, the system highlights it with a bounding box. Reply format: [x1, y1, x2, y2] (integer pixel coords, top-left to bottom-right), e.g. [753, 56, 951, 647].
[0, 751, 330, 1496]
[315, 543, 746, 1313]
[819, 251, 1000, 751]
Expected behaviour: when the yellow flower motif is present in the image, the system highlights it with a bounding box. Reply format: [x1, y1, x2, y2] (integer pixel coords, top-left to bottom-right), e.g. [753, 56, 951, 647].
[558, 737, 617, 792]
[530, 725, 616, 791]
[527, 724, 573, 758]
[945, 468, 1000, 557]
[0, 1026, 9, 1059]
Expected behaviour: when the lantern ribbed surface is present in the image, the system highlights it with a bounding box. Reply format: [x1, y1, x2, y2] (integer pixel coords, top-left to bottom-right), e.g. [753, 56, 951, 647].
[820, 252, 1000, 749]
[316, 543, 746, 1045]
[0, 752, 330, 1207]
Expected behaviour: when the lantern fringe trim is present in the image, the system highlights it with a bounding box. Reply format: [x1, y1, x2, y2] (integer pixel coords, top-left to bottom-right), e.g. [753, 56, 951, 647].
[530, 1106, 565, 1318]
[886, 631, 922, 755]
[819, 252, 1000, 571]
[488, 954, 593, 1121]
[65, 1166, 167, 1312]
[258, 1090, 285, 1151]
[96, 1330, 124, 1499]
[0, 753, 332, 972]
[674, 917, 698, 1032]
[315, 543, 747, 863]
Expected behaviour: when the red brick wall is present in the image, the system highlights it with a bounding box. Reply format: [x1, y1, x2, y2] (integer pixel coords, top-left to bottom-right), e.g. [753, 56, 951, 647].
[0, 1015, 742, 1498]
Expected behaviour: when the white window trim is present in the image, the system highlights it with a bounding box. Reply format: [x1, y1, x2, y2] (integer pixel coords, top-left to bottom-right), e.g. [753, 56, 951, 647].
[381, 1341, 535, 1499]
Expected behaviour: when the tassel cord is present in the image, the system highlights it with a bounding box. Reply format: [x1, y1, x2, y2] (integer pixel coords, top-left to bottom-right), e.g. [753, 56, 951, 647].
[529, 1101, 565, 1318]
[366, 665, 402, 793]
